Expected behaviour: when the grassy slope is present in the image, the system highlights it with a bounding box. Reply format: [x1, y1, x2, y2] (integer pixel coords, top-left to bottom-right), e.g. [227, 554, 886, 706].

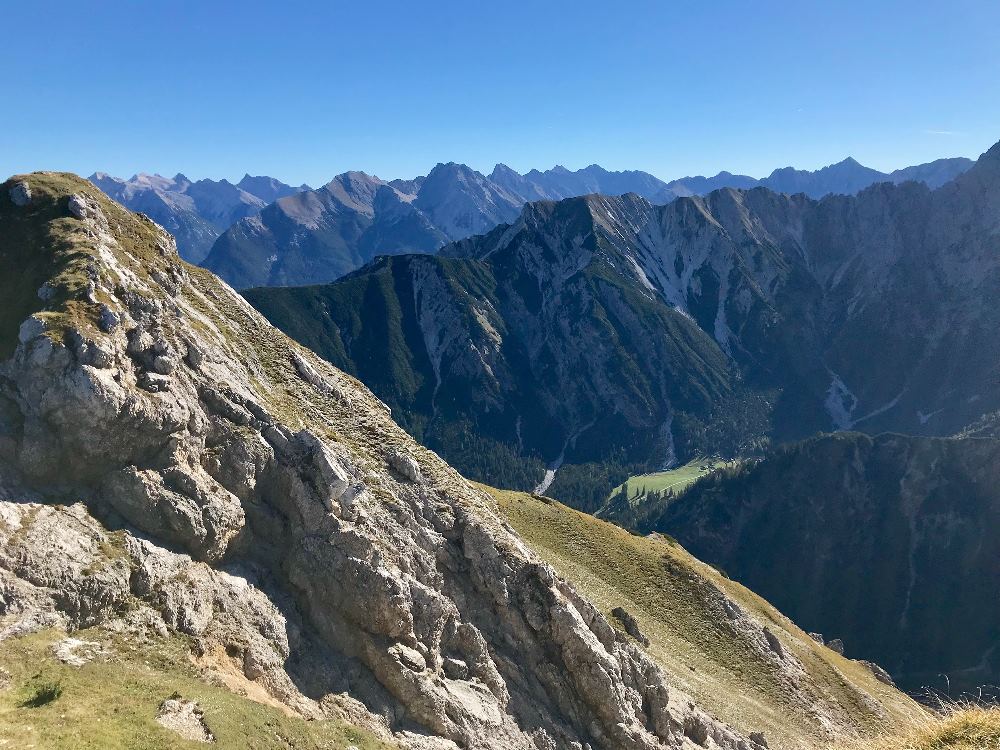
[0, 629, 395, 750]
[485, 485, 925, 750]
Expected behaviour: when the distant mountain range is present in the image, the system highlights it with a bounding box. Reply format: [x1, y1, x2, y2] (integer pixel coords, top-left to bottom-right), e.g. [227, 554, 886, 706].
[202, 164, 524, 288]
[501, 157, 973, 204]
[93, 154, 973, 289]
[244, 140, 1000, 506]
[88, 172, 308, 263]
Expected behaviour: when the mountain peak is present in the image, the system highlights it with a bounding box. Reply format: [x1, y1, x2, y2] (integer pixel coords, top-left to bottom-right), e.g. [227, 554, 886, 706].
[490, 163, 520, 180]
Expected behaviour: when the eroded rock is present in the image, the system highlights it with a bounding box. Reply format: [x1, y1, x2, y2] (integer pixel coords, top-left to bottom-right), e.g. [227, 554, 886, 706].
[388, 449, 421, 482]
[156, 698, 214, 743]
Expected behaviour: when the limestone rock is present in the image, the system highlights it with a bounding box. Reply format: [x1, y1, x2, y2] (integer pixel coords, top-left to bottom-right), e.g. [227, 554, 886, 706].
[53, 637, 105, 666]
[611, 606, 649, 647]
[67, 193, 90, 218]
[828, 638, 845, 655]
[763, 627, 785, 659]
[861, 660, 896, 687]
[156, 698, 214, 743]
[9, 181, 31, 206]
[388, 449, 421, 482]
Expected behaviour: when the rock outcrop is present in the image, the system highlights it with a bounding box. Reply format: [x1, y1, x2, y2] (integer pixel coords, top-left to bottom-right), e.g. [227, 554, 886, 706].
[0, 172, 761, 749]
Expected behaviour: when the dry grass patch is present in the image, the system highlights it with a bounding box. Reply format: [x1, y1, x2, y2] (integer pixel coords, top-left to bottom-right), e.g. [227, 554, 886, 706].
[836, 705, 1000, 750]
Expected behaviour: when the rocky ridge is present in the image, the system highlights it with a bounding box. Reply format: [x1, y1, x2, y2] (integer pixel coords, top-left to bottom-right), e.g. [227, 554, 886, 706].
[205, 153, 972, 290]
[0, 171, 771, 749]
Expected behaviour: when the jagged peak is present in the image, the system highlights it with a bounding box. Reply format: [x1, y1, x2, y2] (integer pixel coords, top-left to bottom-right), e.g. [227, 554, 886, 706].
[977, 137, 1000, 165]
[489, 163, 521, 179]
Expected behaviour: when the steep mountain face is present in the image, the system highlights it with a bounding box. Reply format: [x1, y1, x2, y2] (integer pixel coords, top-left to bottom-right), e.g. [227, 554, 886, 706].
[90, 172, 305, 263]
[204, 164, 522, 289]
[641, 432, 1000, 694]
[245, 193, 747, 510]
[1, 171, 791, 750]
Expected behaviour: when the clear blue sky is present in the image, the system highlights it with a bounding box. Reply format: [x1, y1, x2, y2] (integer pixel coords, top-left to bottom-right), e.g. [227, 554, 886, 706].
[3, 0, 999, 186]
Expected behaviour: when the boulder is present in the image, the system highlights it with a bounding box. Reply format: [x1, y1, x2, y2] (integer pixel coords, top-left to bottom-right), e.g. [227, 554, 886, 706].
[388, 449, 422, 482]
[9, 181, 31, 206]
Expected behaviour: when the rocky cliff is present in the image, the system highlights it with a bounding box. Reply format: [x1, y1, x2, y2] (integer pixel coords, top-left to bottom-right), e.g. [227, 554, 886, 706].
[0, 171, 795, 749]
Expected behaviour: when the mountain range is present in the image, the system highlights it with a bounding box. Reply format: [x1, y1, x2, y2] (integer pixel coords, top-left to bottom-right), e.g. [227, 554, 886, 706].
[209, 156, 973, 289]
[244, 140, 1000, 507]
[93, 155, 973, 290]
[89, 172, 308, 263]
[0, 171, 929, 749]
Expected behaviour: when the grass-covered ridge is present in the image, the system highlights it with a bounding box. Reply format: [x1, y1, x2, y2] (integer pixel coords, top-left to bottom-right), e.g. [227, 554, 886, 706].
[487, 484, 925, 750]
[0, 172, 173, 358]
[0, 629, 396, 749]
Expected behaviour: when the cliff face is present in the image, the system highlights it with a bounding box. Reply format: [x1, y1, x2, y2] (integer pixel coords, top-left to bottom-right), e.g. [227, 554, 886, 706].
[648, 432, 1000, 694]
[0, 172, 772, 749]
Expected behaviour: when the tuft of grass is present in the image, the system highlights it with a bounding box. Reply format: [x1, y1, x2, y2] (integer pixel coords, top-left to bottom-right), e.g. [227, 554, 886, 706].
[835, 704, 1000, 750]
[20, 682, 63, 708]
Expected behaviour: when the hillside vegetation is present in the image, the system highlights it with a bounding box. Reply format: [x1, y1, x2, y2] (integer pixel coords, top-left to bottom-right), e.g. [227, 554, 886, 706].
[834, 705, 1000, 750]
[0, 629, 394, 749]
[487, 485, 925, 750]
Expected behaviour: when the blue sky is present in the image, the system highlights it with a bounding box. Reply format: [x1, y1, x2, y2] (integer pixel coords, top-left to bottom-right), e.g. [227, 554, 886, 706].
[3, 0, 999, 186]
